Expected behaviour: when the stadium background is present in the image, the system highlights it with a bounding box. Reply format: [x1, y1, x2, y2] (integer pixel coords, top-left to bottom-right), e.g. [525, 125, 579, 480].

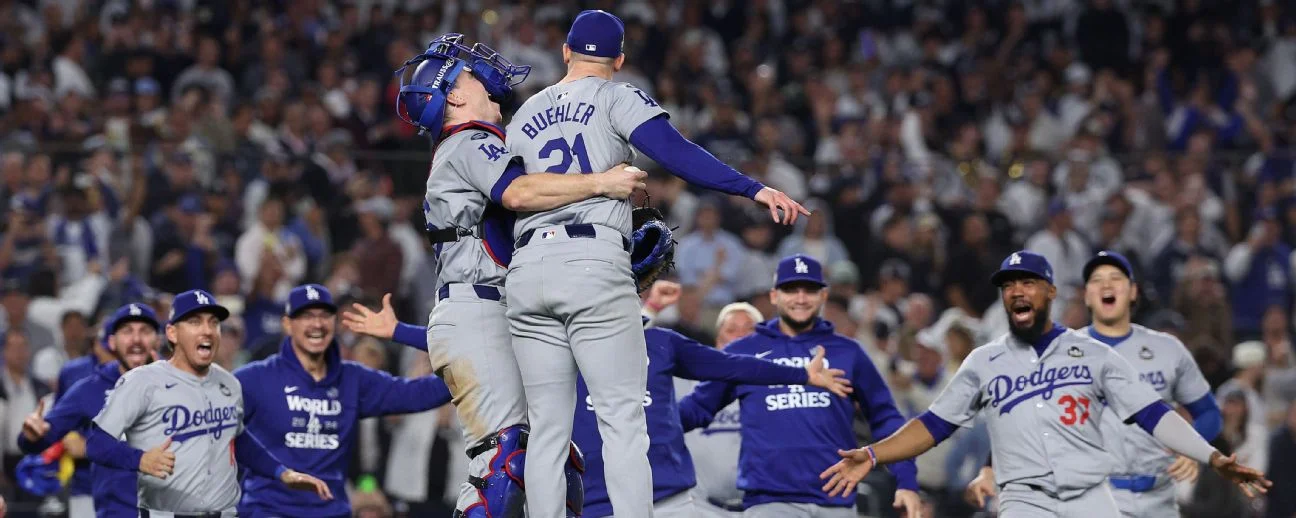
[0, 0, 1292, 516]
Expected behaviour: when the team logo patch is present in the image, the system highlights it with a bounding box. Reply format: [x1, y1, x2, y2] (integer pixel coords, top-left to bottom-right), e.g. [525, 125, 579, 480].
[326, 387, 339, 399]
[1068, 346, 1084, 357]
[471, 132, 488, 140]
[1139, 347, 1154, 360]
[219, 383, 232, 397]
[585, 44, 597, 52]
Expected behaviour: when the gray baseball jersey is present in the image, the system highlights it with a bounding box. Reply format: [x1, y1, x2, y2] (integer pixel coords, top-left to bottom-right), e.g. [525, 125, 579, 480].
[93, 361, 244, 513]
[423, 127, 516, 287]
[1089, 325, 1212, 479]
[674, 377, 744, 509]
[504, 76, 667, 237]
[928, 329, 1163, 499]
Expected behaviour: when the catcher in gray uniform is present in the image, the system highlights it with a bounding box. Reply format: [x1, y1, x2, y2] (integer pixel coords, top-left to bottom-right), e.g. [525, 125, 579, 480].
[395, 33, 646, 517]
[85, 289, 331, 518]
[819, 251, 1270, 518]
[965, 251, 1223, 517]
[501, 11, 808, 517]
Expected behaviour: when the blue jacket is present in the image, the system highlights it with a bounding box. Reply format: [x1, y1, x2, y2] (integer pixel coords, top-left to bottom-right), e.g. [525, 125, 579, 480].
[53, 354, 104, 496]
[576, 327, 809, 517]
[679, 318, 918, 509]
[234, 338, 452, 518]
[21, 361, 135, 517]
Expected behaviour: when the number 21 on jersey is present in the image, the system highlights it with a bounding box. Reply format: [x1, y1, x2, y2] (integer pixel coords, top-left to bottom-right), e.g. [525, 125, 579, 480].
[1058, 394, 1091, 425]
[540, 133, 593, 173]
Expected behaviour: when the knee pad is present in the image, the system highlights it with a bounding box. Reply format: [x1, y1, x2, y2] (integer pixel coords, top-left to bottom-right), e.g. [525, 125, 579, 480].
[565, 441, 586, 517]
[459, 425, 529, 518]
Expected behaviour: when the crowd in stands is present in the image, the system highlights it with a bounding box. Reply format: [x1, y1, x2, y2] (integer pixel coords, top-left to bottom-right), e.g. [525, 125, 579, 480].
[0, 0, 1294, 516]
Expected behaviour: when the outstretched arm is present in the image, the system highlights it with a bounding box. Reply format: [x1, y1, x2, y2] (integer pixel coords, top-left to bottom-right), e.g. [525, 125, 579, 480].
[342, 294, 425, 351]
[628, 116, 809, 225]
[819, 418, 938, 497]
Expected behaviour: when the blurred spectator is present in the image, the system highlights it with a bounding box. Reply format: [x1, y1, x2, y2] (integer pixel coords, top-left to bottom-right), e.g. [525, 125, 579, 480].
[1267, 403, 1296, 518]
[0, 281, 55, 352]
[0, 330, 48, 494]
[1221, 341, 1271, 438]
[775, 199, 847, 267]
[31, 311, 89, 390]
[1172, 256, 1235, 354]
[1217, 389, 1269, 479]
[351, 197, 403, 301]
[941, 213, 1001, 317]
[1224, 210, 1294, 338]
[235, 196, 306, 301]
[676, 200, 745, 314]
[1024, 200, 1089, 293]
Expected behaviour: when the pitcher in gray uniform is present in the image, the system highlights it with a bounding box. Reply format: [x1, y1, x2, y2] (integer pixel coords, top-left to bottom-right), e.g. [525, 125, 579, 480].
[501, 11, 808, 517]
[395, 33, 645, 517]
[819, 251, 1270, 518]
[965, 251, 1225, 517]
[85, 289, 331, 518]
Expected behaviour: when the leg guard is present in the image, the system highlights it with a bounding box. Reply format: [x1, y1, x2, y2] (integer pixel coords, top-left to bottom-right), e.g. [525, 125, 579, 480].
[454, 425, 528, 518]
[566, 441, 586, 517]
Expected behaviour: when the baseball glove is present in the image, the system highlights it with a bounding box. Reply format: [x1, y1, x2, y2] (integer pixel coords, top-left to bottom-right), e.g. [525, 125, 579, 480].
[630, 207, 676, 292]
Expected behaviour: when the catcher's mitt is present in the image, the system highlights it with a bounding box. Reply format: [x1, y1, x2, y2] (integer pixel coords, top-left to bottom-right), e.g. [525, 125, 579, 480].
[630, 207, 676, 292]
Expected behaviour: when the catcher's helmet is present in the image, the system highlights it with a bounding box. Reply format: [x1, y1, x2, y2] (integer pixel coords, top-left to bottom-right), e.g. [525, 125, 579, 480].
[395, 34, 531, 137]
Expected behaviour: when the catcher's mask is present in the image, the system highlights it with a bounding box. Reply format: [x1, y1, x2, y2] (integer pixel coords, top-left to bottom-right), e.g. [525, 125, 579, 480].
[395, 33, 531, 136]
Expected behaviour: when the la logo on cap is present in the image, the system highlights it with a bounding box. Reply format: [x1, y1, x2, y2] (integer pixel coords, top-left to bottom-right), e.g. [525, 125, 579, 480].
[794, 258, 809, 274]
[129, 304, 141, 316]
[306, 286, 320, 301]
[1009, 253, 1022, 265]
[195, 292, 210, 305]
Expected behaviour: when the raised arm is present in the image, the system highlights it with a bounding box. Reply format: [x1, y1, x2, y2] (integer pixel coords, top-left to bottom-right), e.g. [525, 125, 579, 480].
[669, 333, 851, 397]
[341, 294, 426, 351]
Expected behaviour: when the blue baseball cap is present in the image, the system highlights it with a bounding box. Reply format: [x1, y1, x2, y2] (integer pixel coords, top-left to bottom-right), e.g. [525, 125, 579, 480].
[990, 251, 1054, 286]
[1083, 250, 1135, 283]
[774, 254, 827, 288]
[169, 289, 230, 324]
[284, 284, 337, 317]
[105, 303, 160, 337]
[567, 10, 624, 58]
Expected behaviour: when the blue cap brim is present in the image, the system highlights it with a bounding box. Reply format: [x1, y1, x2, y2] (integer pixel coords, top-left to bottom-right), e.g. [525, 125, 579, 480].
[775, 276, 827, 288]
[1083, 256, 1134, 283]
[990, 267, 1051, 287]
[170, 305, 230, 325]
[288, 302, 337, 318]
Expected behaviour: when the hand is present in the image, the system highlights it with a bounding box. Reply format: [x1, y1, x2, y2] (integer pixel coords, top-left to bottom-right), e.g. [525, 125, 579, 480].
[753, 186, 811, 225]
[280, 469, 334, 500]
[964, 466, 997, 508]
[644, 280, 681, 311]
[341, 293, 399, 340]
[1166, 454, 1200, 483]
[1208, 451, 1272, 497]
[820, 447, 876, 498]
[805, 347, 853, 398]
[139, 437, 176, 479]
[893, 488, 923, 518]
[20, 399, 50, 442]
[596, 164, 648, 199]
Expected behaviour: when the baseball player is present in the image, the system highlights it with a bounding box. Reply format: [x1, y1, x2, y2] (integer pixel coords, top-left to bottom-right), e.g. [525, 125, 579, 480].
[339, 283, 851, 518]
[394, 33, 643, 517]
[964, 250, 1223, 517]
[84, 289, 332, 517]
[820, 251, 1271, 517]
[678, 255, 922, 517]
[501, 10, 808, 516]
[18, 303, 162, 518]
[235, 284, 453, 517]
[678, 303, 764, 517]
